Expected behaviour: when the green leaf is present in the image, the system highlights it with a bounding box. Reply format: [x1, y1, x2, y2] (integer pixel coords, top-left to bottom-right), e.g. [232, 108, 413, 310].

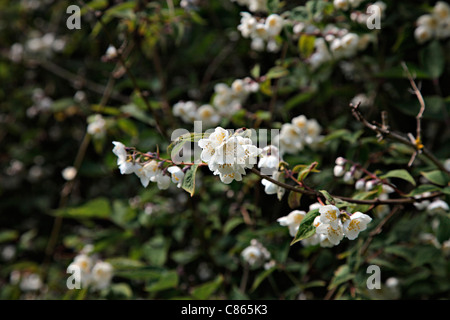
[288, 190, 302, 209]
[266, 66, 289, 79]
[107, 257, 145, 270]
[0, 230, 19, 244]
[380, 169, 416, 186]
[319, 190, 335, 205]
[142, 235, 170, 267]
[420, 40, 445, 79]
[191, 275, 223, 300]
[167, 133, 203, 159]
[109, 283, 133, 299]
[437, 214, 450, 243]
[328, 265, 354, 290]
[298, 34, 316, 59]
[145, 271, 179, 293]
[291, 209, 320, 245]
[420, 170, 450, 186]
[181, 164, 199, 197]
[407, 184, 440, 197]
[117, 118, 138, 137]
[297, 161, 319, 181]
[250, 267, 276, 292]
[52, 197, 111, 219]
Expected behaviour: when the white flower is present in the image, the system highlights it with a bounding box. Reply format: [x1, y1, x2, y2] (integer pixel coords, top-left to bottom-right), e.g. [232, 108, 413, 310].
[277, 210, 306, 237]
[315, 217, 345, 246]
[167, 166, 185, 188]
[414, 25, 433, 44]
[355, 179, 366, 190]
[112, 142, 140, 175]
[91, 261, 113, 290]
[343, 212, 372, 240]
[196, 104, 220, 127]
[413, 192, 432, 210]
[62, 166, 77, 181]
[333, 165, 345, 177]
[173, 101, 197, 123]
[319, 205, 341, 227]
[241, 239, 271, 267]
[433, 1, 450, 19]
[135, 160, 158, 187]
[199, 127, 260, 184]
[261, 170, 283, 195]
[427, 199, 449, 213]
[258, 145, 281, 174]
[265, 14, 284, 37]
[69, 254, 93, 287]
[105, 45, 118, 59]
[241, 245, 263, 266]
[417, 14, 438, 29]
[238, 12, 257, 38]
[87, 114, 106, 137]
[19, 273, 42, 291]
[155, 170, 171, 190]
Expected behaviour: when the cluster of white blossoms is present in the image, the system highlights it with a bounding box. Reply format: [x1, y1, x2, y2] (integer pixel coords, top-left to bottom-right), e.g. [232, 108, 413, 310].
[231, 0, 267, 13]
[112, 141, 185, 190]
[68, 252, 114, 290]
[273, 115, 323, 155]
[87, 114, 107, 139]
[241, 239, 274, 269]
[414, 1, 450, 44]
[198, 127, 261, 184]
[173, 78, 259, 127]
[413, 193, 450, 213]
[237, 12, 285, 52]
[308, 27, 374, 70]
[257, 145, 285, 195]
[314, 205, 372, 246]
[9, 32, 65, 62]
[333, 157, 363, 184]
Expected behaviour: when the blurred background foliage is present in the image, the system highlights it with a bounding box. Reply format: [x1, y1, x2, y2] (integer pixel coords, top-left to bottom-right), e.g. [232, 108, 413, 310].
[0, 0, 449, 300]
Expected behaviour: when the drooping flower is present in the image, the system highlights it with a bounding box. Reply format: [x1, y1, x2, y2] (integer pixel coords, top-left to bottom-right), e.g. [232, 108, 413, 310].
[167, 166, 185, 188]
[241, 239, 271, 267]
[343, 211, 372, 240]
[277, 210, 307, 237]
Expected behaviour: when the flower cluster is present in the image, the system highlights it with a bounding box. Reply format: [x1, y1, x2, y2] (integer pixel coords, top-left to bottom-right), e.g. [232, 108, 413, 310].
[10, 32, 65, 62]
[112, 141, 185, 190]
[413, 193, 449, 213]
[273, 115, 323, 155]
[237, 12, 285, 52]
[414, 1, 450, 44]
[241, 239, 273, 269]
[313, 205, 372, 246]
[198, 127, 261, 184]
[68, 251, 114, 290]
[173, 78, 259, 127]
[308, 28, 374, 70]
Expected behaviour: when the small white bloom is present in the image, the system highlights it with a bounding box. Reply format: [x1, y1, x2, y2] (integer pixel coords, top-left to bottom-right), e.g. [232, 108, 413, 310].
[319, 205, 341, 227]
[433, 1, 450, 19]
[167, 166, 185, 188]
[355, 179, 366, 190]
[277, 210, 306, 237]
[333, 165, 345, 177]
[334, 0, 349, 10]
[62, 166, 77, 181]
[196, 104, 220, 127]
[343, 212, 372, 240]
[91, 261, 113, 290]
[414, 25, 433, 44]
[427, 199, 449, 213]
[316, 220, 345, 245]
[19, 273, 42, 291]
[265, 14, 284, 37]
[155, 170, 171, 190]
[87, 114, 107, 137]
